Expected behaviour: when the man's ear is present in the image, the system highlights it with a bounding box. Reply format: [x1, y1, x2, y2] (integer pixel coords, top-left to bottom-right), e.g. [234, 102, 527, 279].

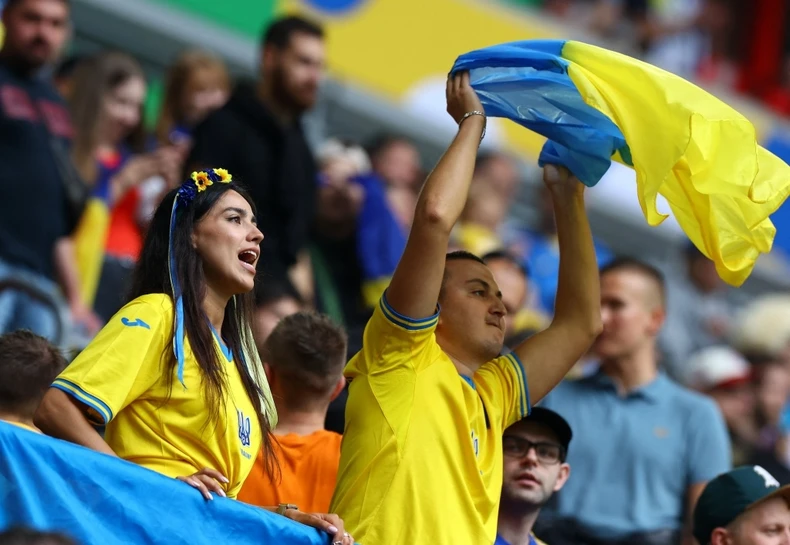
[554, 463, 571, 492]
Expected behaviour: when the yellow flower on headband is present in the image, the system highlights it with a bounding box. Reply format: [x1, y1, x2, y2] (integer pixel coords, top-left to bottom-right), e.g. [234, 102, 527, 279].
[191, 171, 212, 192]
[214, 168, 232, 183]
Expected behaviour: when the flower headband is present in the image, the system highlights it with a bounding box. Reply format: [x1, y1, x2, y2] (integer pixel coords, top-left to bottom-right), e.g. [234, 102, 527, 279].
[169, 167, 233, 387]
[176, 168, 233, 204]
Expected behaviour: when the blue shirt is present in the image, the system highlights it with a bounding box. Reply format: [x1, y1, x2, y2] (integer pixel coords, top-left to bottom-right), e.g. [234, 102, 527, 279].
[495, 534, 540, 545]
[539, 372, 731, 539]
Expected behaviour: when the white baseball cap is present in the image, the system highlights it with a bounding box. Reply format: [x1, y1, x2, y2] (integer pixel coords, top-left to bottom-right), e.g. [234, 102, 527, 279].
[685, 346, 752, 391]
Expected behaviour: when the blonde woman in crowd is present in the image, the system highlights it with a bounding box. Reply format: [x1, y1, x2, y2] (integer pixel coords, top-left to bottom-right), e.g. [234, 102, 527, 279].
[155, 49, 230, 149]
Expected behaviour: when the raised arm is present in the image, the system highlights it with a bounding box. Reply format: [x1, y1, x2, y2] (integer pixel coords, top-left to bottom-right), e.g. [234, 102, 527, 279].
[386, 72, 485, 319]
[513, 165, 602, 403]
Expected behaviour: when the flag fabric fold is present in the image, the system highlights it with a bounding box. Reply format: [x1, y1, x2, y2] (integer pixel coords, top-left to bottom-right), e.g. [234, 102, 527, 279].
[451, 40, 790, 286]
[0, 423, 334, 545]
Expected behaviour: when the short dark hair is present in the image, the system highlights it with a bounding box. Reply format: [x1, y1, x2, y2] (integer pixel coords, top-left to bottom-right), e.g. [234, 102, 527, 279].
[264, 312, 347, 410]
[482, 249, 529, 277]
[446, 250, 485, 266]
[4, 0, 70, 10]
[0, 331, 67, 417]
[0, 528, 76, 545]
[365, 133, 415, 162]
[474, 150, 509, 173]
[600, 257, 666, 303]
[261, 15, 323, 49]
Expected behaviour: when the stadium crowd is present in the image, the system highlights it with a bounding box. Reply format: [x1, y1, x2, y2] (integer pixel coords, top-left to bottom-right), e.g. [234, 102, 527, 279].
[3, 0, 790, 544]
[517, 0, 790, 118]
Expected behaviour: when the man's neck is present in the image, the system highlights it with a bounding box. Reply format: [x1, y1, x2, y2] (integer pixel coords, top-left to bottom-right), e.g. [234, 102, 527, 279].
[448, 353, 484, 377]
[0, 413, 38, 431]
[497, 503, 540, 545]
[598, 344, 658, 394]
[274, 408, 327, 437]
[438, 338, 488, 376]
[256, 79, 296, 126]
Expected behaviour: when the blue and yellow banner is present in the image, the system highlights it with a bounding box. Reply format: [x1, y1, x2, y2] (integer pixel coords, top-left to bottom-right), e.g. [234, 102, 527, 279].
[0, 423, 335, 545]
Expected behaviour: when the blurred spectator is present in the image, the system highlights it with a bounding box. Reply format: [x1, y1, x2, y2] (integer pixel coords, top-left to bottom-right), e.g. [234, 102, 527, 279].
[482, 250, 549, 349]
[496, 408, 572, 545]
[454, 180, 509, 257]
[69, 51, 184, 322]
[685, 346, 757, 465]
[366, 133, 422, 229]
[731, 294, 790, 364]
[252, 281, 303, 351]
[0, 330, 67, 432]
[155, 49, 230, 149]
[316, 138, 405, 311]
[475, 151, 521, 202]
[753, 362, 790, 455]
[0, 528, 76, 545]
[310, 139, 370, 341]
[0, 0, 99, 343]
[52, 53, 83, 101]
[660, 245, 744, 379]
[519, 183, 613, 314]
[239, 311, 347, 513]
[537, 258, 731, 545]
[187, 15, 325, 320]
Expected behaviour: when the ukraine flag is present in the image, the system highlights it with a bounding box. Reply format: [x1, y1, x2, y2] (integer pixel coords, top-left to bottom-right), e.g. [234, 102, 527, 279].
[451, 40, 790, 286]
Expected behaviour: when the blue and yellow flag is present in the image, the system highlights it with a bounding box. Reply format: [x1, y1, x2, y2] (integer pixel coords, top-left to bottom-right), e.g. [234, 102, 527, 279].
[451, 40, 790, 286]
[0, 423, 336, 544]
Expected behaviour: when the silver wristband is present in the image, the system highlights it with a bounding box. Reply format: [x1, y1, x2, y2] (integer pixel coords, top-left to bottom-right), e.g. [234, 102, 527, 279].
[459, 110, 486, 141]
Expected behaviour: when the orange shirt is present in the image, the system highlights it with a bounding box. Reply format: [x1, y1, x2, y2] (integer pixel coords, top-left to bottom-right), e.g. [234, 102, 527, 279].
[238, 430, 342, 513]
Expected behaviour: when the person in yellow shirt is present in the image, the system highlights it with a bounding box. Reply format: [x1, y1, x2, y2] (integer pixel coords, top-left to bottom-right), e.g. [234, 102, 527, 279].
[0, 330, 67, 433]
[330, 72, 602, 544]
[35, 169, 353, 545]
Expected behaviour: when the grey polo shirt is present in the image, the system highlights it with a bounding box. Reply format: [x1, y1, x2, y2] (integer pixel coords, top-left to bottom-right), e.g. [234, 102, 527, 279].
[539, 372, 731, 539]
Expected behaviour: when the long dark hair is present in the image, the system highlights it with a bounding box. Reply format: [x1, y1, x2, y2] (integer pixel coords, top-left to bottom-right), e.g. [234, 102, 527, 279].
[131, 181, 278, 480]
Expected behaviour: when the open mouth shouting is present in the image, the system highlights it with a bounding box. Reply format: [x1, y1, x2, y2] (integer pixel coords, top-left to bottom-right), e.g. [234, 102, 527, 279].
[238, 249, 259, 274]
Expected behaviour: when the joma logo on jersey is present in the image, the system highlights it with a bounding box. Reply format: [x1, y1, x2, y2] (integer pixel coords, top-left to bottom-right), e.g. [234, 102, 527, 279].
[237, 410, 251, 447]
[471, 430, 479, 458]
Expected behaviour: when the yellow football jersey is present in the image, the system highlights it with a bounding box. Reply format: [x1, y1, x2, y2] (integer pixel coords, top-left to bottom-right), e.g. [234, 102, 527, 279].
[52, 294, 265, 498]
[330, 295, 530, 544]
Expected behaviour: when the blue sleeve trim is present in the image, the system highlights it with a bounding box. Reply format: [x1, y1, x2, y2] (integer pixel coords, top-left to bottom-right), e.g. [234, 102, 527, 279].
[507, 353, 531, 418]
[379, 292, 440, 331]
[51, 379, 113, 425]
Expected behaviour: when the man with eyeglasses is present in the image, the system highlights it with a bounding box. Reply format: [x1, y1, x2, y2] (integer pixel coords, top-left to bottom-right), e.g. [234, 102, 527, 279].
[496, 407, 572, 545]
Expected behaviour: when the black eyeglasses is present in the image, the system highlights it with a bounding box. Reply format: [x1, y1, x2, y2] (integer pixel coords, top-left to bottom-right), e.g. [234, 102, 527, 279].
[503, 435, 564, 465]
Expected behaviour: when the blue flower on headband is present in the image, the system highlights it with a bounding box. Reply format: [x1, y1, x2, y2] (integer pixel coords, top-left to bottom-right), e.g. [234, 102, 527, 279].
[177, 182, 198, 204]
[206, 169, 222, 183]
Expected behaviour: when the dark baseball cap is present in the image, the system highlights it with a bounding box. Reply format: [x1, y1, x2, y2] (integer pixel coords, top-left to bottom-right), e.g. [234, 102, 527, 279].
[693, 466, 790, 544]
[524, 406, 572, 453]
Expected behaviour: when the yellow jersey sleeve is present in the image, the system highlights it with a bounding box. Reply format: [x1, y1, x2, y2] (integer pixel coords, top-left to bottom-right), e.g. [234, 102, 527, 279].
[345, 293, 440, 377]
[52, 294, 172, 425]
[475, 352, 530, 431]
